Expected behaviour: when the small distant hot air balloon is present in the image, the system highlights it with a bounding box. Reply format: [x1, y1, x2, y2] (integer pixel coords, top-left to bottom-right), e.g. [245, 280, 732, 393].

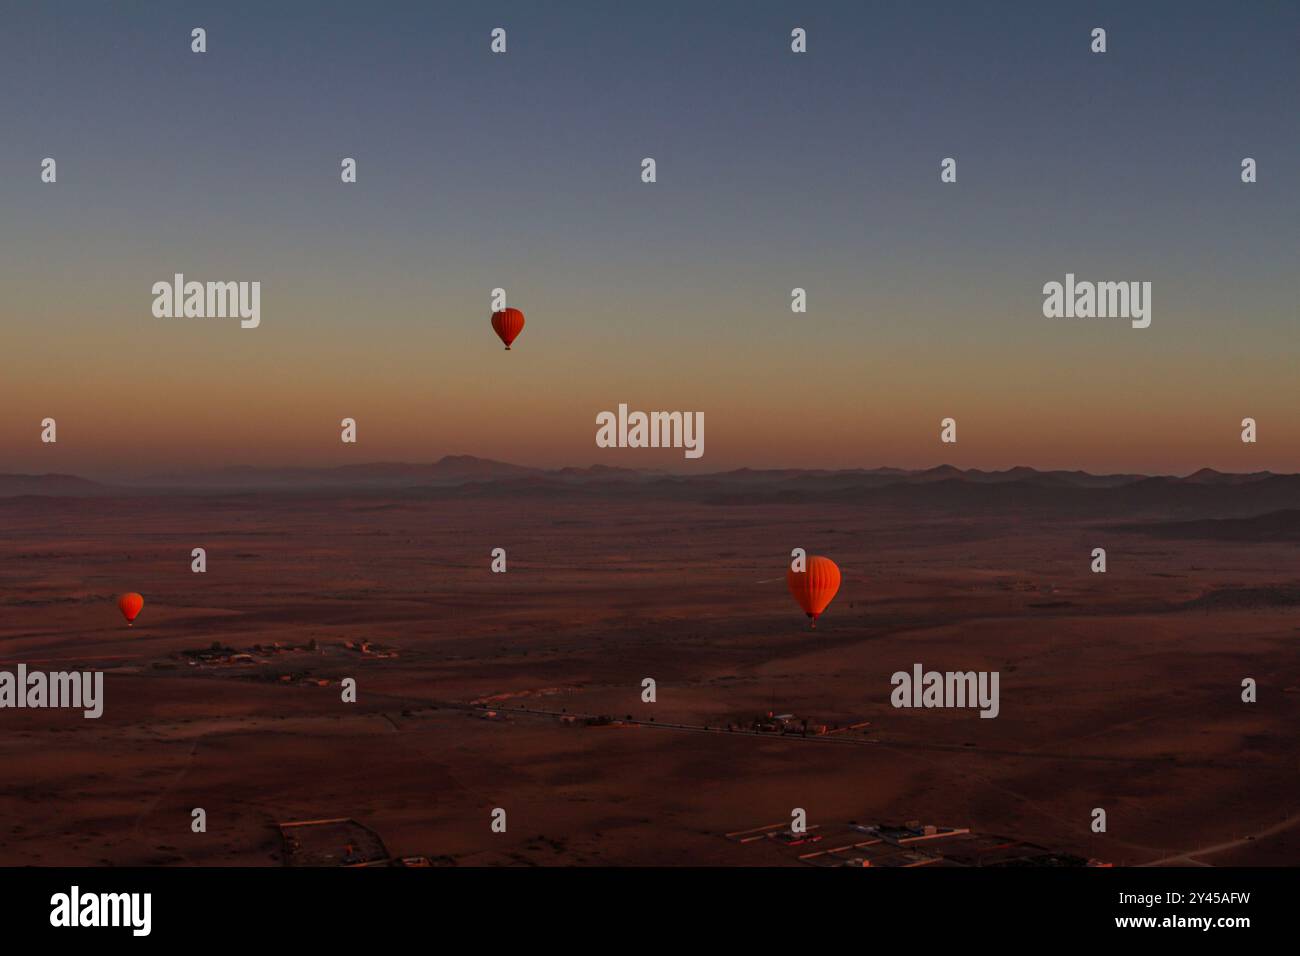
[490, 308, 525, 350]
[786, 556, 841, 627]
[118, 592, 144, 627]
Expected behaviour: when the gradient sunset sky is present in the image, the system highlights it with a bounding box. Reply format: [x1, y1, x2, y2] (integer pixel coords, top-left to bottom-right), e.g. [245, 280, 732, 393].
[1, 1, 1296, 479]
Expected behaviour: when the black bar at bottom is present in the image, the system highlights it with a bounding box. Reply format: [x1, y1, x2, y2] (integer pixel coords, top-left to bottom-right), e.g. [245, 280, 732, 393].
[0, 865, 1287, 942]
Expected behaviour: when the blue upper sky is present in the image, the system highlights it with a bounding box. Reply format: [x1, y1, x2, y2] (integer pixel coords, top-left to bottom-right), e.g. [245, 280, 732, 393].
[0, 1, 1296, 475]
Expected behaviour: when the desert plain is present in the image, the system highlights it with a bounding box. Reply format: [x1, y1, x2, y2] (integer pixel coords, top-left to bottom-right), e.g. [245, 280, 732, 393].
[1, 463, 1297, 866]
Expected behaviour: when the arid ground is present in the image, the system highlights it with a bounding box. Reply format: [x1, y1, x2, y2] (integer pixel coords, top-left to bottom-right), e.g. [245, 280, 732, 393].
[1, 472, 1297, 866]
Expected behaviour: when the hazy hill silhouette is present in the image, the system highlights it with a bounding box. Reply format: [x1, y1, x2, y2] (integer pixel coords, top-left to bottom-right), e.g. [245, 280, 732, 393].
[0, 473, 109, 497]
[2, 458, 1297, 524]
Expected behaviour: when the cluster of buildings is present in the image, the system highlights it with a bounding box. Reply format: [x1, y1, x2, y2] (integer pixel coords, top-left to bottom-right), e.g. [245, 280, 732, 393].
[153, 638, 396, 686]
[730, 819, 1110, 867]
[744, 711, 872, 737]
[278, 817, 441, 867]
[279, 818, 398, 866]
[558, 714, 639, 728]
[165, 639, 321, 668]
[342, 639, 398, 659]
[751, 712, 830, 735]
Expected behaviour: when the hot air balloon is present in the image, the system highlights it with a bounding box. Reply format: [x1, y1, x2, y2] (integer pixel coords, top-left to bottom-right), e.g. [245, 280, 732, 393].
[490, 308, 525, 350]
[786, 556, 840, 627]
[118, 592, 144, 627]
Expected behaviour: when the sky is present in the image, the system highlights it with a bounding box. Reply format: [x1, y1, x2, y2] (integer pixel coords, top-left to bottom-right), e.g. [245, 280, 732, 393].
[1, 0, 1296, 479]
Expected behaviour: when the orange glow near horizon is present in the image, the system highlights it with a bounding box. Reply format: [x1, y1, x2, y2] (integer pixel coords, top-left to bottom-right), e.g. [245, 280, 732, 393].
[3, 263, 1295, 479]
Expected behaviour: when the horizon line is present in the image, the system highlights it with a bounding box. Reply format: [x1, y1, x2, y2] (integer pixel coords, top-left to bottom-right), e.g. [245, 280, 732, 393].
[5, 458, 1295, 486]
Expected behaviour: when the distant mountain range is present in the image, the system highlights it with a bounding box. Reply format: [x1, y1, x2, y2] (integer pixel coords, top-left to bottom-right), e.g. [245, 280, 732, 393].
[1, 458, 1297, 522]
[0, 473, 108, 497]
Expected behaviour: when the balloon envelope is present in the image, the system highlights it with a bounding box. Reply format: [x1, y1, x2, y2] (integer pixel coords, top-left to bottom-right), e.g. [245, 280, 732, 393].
[786, 556, 841, 625]
[491, 308, 525, 349]
[118, 592, 144, 626]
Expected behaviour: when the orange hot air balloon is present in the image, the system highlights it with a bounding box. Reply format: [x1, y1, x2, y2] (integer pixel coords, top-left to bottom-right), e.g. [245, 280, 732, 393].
[490, 308, 525, 350]
[118, 592, 144, 627]
[786, 556, 841, 627]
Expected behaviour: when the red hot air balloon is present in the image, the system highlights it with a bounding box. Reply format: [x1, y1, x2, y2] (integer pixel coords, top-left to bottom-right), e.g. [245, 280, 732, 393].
[786, 556, 841, 627]
[490, 308, 525, 350]
[118, 592, 144, 627]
